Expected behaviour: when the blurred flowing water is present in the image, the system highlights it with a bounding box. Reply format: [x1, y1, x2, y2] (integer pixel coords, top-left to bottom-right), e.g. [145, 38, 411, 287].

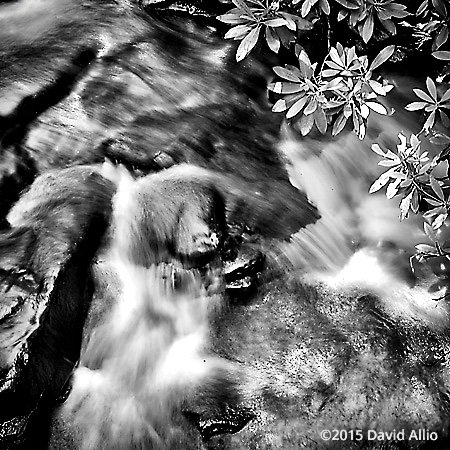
[279, 80, 430, 275]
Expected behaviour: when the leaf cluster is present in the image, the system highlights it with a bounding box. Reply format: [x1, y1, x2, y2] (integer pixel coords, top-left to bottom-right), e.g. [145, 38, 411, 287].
[268, 43, 394, 137]
[335, 0, 409, 43]
[217, 0, 313, 61]
[416, 0, 450, 60]
[405, 77, 450, 131]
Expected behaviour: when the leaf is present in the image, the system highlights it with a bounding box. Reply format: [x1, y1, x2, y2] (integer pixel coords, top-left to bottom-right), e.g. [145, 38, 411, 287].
[432, 0, 447, 17]
[381, 18, 396, 35]
[366, 101, 389, 114]
[264, 18, 287, 27]
[441, 88, 450, 103]
[369, 172, 391, 193]
[286, 95, 309, 119]
[423, 110, 436, 130]
[378, 160, 399, 167]
[405, 101, 428, 111]
[332, 112, 348, 136]
[424, 222, 438, 241]
[440, 110, 450, 127]
[217, 13, 246, 24]
[416, 244, 437, 253]
[299, 113, 315, 136]
[361, 14, 374, 43]
[272, 93, 304, 112]
[413, 88, 434, 103]
[386, 178, 402, 199]
[322, 69, 340, 77]
[417, 0, 428, 15]
[399, 192, 413, 220]
[387, 3, 410, 19]
[334, 0, 359, 9]
[435, 26, 449, 49]
[360, 103, 370, 119]
[304, 97, 318, 115]
[319, 0, 331, 15]
[265, 27, 280, 53]
[426, 77, 438, 101]
[301, 0, 316, 17]
[314, 107, 327, 134]
[430, 175, 445, 200]
[432, 51, 450, 60]
[432, 133, 450, 146]
[337, 9, 349, 21]
[279, 13, 313, 31]
[329, 47, 343, 67]
[268, 81, 304, 94]
[432, 213, 448, 229]
[369, 79, 388, 95]
[411, 189, 420, 213]
[236, 25, 261, 61]
[371, 143, 386, 156]
[424, 206, 447, 219]
[225, 24, 253, 39]
[273, 66, 302, 82]
[370, 45, 395, 71]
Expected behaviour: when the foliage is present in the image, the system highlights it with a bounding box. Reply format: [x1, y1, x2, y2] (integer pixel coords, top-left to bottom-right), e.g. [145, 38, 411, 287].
[216, 0, 450, 294]
[416, 0, 450, 59]
[405, 77, 450, 131]
[334, 0, 409, 43]
[268, 43, 393, 138]
[217, 0, 312, 61]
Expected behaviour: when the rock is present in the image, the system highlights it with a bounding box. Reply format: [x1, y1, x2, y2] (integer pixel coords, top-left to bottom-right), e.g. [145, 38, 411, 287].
[0, 166, 115, 449]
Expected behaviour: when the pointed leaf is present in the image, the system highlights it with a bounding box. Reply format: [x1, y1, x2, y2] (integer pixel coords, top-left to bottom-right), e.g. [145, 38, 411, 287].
[286, 96, 309, 119]
[332, 112, 348, 136]
[426, 77, 438, 101]
[432, 0, 447, 17]
[399, 192, 413, 220]
[366, 101, 388, 115]
[370, 45, 395, 70]
[314, 107, 327, 134]
[430, 175, 445, 200]
[319, 0, 331, 15]
[405, 102, 428, 111]
[435, 26, 449, 49]
[217, 13, 247, 24]
[304, 97, 318, 115]
[225, 24, 252, 39]
[423, 111, 436, 130]
[236, 25, 260, 61]
[441, 88, 450, 103]
[299, 113, 315, 136]
[424, 222, 438, 241]
[371, 143, 386, 156]
[273, 66, 302, 82]
[369, 172, 390, 193]
[264, 18, 287, 27]
[334, 0, 359, 9]
[265, 26, 280, 53]
[361, 14, 374, 43]
[432, 213, 448, 229]
[413, 88, 434, 103]
[387, 178, 402, 199]
[432, 51, 450, 60]
[268, 81, 304, 94]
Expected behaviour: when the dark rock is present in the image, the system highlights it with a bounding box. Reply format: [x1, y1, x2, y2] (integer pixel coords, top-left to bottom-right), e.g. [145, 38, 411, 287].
[0, 166, 115, 449]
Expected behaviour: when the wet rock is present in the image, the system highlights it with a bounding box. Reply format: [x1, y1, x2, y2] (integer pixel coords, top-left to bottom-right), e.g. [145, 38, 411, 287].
[0, 166, 115, 449]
